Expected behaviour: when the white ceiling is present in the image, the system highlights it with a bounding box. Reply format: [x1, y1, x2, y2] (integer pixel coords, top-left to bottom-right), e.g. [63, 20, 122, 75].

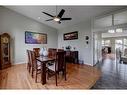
[5, 6, 126, 30]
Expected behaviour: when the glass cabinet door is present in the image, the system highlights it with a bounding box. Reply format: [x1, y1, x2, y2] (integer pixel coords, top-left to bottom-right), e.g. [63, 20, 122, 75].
[1, 36, 10, 64]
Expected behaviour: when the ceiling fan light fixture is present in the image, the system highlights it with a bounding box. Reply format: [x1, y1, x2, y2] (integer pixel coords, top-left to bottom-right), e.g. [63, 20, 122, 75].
[54, 17, 60, 22]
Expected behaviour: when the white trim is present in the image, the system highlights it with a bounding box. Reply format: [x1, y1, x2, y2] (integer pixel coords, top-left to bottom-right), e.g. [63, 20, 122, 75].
[12, 62, 26, 65]
[94, 7, 127, 20]
[84, 63, 93, 66]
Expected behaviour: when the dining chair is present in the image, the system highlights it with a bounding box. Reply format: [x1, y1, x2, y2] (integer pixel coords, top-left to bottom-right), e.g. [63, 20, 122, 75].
[48, 48, 57, 65]
[33, 48, 40, 57]
[30, 50, 42, 83]
[47, 51, 66, 86]
[48, 48, 57, 57]
[27, 50, 31, 73]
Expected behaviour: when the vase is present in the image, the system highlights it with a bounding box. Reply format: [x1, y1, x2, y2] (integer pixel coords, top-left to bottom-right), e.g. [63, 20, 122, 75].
[39, 47, 48, 57]
[43, 49, 48, 57]
[39, 48, 44, 56]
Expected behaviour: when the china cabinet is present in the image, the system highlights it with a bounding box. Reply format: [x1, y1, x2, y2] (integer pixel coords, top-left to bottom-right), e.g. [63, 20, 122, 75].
[0, 33, 11, 69]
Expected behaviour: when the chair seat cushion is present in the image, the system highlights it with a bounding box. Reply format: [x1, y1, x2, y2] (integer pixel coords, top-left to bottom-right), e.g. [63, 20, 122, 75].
[37, 61, 41, 66]
[36, 61, 41, 69]
[37, 66, 41, 69]
[47, 64, 56, 71]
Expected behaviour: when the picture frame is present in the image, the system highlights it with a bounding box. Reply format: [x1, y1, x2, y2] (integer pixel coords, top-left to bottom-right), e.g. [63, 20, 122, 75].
[63, 31, 78, 40]
[25, 31, 47, 44]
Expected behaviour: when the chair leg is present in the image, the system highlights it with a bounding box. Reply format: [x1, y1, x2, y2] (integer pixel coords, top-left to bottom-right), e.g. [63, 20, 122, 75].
[47, 69, 49, 80]
[65, 72, 66, 81]
[55, 73, 57, 86]
[35, 70, 37, 83]
[27, 63, 29, 70]
[29, 65, 31, 73]
[62, 70, 64, 76]
[64, 70, 67, 81]
[32, 67, 34, 78]
[27, 63, 30, 72]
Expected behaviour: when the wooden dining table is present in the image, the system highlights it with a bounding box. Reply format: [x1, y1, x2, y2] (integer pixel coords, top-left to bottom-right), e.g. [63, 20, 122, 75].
[36, 56, 55, 85]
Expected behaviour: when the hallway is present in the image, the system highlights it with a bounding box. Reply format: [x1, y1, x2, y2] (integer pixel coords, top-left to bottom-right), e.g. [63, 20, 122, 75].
[93, 54, 127, 89]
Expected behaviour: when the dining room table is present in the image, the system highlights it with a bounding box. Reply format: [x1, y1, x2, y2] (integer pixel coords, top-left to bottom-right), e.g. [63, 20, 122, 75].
[36, 56, 56, 85]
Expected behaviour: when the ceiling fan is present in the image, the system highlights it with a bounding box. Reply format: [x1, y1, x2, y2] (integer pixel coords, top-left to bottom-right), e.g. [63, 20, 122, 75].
[42, 8, 72, 24]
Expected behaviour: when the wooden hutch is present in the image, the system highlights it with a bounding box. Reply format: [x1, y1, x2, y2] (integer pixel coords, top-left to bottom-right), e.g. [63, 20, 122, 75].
[0, 33, 11, 69]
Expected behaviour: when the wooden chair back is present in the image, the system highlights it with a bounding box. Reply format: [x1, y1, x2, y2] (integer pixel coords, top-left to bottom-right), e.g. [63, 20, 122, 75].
[27, 50, 31, 72]
[29, 50, 42, 82]
[48, 48, 53, 57]
[33, 48, 40, 57]
[31, 51, 37, 68]
[27, 50, 31, 64]
[48, 48, 57, 58]
[56, 51, 66, 72]
[47, 51, 66, 86]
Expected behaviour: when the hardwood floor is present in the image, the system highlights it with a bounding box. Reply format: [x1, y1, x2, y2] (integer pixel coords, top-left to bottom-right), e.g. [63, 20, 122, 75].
[0, 63, 101, 89]
[93, 54, 127, 89]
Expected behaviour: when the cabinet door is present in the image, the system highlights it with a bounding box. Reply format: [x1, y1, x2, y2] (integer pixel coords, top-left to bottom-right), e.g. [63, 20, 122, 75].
[2, 43, 9, 64]
[0, 33, 11, 69]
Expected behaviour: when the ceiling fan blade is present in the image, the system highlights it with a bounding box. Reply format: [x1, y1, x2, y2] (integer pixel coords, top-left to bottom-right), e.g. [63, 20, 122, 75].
[42, 12, 54, 17]
[45, 19, 53, 21]
[57, 9, 65, 18]
[61, 18, 72, 20]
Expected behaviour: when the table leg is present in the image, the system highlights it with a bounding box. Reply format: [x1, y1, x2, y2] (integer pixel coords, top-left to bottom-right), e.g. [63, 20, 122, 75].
[41, 62, 46, 85]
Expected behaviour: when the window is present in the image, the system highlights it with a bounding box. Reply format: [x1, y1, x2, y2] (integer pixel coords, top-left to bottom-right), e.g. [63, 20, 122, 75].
[124, 38, 127, 50]
[115, 39, 122, 44]
[102, 40, 104, 46]
[115, 39, 123, 51]
[108, 28, 123, 33]
[116, 28, 123, 33]
[102, 40, 110, 46]
[108, 29, 115, 33]
[105, 40, 110, 46]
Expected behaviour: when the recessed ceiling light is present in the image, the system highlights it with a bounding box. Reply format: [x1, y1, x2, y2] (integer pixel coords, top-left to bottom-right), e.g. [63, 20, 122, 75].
[108, 29, 115, 33]
[116, 28, 122, 33]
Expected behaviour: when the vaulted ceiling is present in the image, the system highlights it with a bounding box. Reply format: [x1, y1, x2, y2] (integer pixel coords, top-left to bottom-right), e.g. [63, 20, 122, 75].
[5, 6, 126, 29]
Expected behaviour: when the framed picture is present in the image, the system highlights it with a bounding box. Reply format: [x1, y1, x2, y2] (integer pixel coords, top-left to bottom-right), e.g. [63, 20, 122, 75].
[25, 31, 47, 44]
[64, 31, 78, 40]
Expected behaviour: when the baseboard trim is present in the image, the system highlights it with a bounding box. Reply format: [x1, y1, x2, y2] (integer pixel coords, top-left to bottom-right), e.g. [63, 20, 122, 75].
[12, 62, 26, 65]
[84, 63, 93, 66]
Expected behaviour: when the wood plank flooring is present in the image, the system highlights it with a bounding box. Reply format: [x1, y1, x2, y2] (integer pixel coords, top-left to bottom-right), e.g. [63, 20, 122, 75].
[92, 54, 127, 89]
[0, 63, 101, 89]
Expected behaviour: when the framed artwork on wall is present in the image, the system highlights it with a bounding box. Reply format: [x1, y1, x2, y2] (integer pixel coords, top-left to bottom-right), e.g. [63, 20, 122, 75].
[63, 31, 78, 40]
[25, 31, 47, 44]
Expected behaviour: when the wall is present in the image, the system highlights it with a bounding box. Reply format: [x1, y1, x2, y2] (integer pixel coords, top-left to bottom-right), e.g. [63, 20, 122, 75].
[58, 20, 93, 66]
[0, 7, 58, 64]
